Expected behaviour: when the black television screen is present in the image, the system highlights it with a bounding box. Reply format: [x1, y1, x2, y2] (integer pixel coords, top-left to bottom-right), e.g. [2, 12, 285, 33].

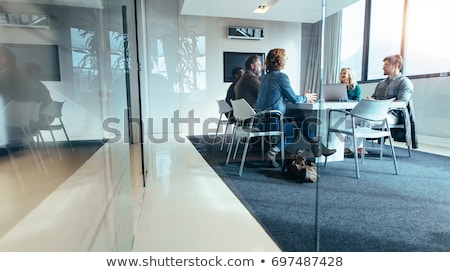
[223, 51, 265, 82]
[1, 43, 61, 81]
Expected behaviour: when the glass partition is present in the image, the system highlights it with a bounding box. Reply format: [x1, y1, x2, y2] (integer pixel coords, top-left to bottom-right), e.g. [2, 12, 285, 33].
[0, 0, 136, 251]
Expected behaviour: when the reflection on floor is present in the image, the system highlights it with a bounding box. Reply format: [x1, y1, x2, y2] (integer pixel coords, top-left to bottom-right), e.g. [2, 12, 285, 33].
[132, 134, 281, 252]
[0, 141, 103, 239]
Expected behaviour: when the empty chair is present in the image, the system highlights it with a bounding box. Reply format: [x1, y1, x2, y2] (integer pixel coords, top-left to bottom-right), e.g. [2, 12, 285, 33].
[213, 99, 234, 151]
[39, 100, 74, 159]
[325, 98, 398, 178]
[226, 98, 284, 176]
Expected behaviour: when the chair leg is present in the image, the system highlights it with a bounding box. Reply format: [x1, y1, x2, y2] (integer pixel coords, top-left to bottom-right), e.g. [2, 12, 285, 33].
[38, 131, 53, 161]
[352, 134, 360, 179]
[59, 119, 74, 152]
[226, 124, 237, 153]
[238, 136, 252, 176]
[280, 133, 285, 169]
[233, 136, 241, 159]
[213, 114, 222, 146]
[47, 129, 62, 159]
[387, 135, 399, 175]
[220, 120, 230, 151]
[380, 137, 384, 160]
[225, 130, 236, 165]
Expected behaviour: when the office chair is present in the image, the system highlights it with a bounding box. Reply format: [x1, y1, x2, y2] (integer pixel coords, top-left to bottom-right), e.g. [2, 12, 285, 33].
[39, 100, 74, 159]
[325, 98, 398, 179]
[226, 98, 284, 176]
[213, 99, 234, 151]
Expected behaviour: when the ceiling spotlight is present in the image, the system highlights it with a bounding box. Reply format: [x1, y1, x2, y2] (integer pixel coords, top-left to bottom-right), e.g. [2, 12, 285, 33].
[254, 5, 267, 13]
[253, 0, 279, 14]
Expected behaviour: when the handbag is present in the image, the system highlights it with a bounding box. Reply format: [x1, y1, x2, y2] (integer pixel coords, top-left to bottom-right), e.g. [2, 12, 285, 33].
[283, 150, 318, 183]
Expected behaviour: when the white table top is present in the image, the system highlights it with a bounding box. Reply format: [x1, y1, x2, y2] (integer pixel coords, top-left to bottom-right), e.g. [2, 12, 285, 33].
[287, 100, 407, 111]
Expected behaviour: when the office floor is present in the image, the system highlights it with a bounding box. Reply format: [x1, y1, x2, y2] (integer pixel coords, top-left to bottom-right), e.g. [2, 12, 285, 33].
[131, 136, 450, 251]
[0, 135, 448, 251]
[131, 135, 281, 251]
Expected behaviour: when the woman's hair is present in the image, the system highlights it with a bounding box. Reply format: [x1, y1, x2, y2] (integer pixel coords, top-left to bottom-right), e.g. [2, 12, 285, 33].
[341, 67, 358, 90]
[265, 48, 286, 72]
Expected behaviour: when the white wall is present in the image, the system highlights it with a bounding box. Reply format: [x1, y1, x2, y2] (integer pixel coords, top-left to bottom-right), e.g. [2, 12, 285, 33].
[178, 16, 303, 136]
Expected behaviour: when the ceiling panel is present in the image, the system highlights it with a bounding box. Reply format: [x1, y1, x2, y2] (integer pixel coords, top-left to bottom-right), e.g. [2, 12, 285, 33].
[180, 0, 360, 23]
[0, 0, 103, 9]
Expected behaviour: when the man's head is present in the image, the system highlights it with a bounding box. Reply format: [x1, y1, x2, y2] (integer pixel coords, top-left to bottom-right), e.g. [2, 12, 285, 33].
[0, 46, 17, 70]
[245, 55, 262, 76]
[383, 54, 403, 77]
[231, 66, 244, 81]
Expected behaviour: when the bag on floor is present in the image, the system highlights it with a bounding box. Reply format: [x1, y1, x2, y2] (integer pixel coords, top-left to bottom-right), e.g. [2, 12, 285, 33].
[283, 150, 318, 183]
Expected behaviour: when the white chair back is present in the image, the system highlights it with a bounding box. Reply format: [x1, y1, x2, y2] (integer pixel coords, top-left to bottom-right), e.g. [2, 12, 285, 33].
[230, 99, 255, 121]
[350, 98, 395, 122]
[42, 100, 64, 119]
[217, 99, 232, 115]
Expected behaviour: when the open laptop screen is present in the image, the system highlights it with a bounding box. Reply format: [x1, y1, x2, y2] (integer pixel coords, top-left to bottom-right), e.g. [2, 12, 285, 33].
[322, 83, 348, 102]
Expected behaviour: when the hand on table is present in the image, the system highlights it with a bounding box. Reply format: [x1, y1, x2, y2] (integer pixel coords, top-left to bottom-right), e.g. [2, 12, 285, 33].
[304, 90, 317, 103]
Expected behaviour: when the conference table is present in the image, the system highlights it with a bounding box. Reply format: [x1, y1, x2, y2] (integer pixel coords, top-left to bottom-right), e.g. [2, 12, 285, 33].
[286, 100, 410, 162]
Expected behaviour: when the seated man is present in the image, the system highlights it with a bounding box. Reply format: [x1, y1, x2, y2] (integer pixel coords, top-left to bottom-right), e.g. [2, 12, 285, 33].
[368, 54, 412, 122]
[235, 55, 261, 108]
[224, 66, 244, 119]
[367, 54, 418, 149]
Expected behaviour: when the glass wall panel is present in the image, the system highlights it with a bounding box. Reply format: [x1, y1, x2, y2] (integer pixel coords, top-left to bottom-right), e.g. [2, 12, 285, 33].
[367, 0, 404, 80]
[0, 0, 135, 251]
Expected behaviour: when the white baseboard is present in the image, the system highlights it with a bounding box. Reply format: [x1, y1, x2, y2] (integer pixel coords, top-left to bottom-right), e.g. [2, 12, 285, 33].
[418, 134, 450, 149]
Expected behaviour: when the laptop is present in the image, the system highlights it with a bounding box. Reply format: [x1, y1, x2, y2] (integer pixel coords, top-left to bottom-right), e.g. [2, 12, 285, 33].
[322, 83, 348, 102]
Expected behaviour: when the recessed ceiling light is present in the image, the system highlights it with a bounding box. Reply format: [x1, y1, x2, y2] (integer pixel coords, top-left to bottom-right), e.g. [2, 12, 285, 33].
[254, 5, 267, 13]
[253, 0, 279, 14]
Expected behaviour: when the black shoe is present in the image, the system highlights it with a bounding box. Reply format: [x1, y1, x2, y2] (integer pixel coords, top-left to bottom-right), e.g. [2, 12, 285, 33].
[311, 142, 321, 157]
[321, 143, 336, 157]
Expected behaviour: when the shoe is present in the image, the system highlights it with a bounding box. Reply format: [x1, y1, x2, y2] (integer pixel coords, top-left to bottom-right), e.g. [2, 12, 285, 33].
[357, 148, 368, 156]
[311, 142, 321, 157]
[321, 143, 336, 157]
[344, 148, 353, 156]
[266, 147, 280, 168]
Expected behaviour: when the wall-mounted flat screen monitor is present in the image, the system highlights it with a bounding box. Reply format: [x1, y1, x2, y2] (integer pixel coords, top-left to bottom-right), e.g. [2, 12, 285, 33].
[223, 51, 265, 82]
[1, 43, 61, 81]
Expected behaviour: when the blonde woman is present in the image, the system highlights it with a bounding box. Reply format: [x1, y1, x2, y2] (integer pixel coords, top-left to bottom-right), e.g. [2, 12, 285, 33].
[340, 67, 361, 101]
[340, 67, 365, 156]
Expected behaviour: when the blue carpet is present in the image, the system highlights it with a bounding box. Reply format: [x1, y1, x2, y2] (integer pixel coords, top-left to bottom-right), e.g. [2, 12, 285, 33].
[188, 135, 450, 252]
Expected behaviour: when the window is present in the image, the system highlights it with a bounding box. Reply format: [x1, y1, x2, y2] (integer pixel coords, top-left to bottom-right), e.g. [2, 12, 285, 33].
[367, 0, 404, 80]
[340, 0, 450, 81]
[404, 0, 450, 76]
[340, 0, 365, 80]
